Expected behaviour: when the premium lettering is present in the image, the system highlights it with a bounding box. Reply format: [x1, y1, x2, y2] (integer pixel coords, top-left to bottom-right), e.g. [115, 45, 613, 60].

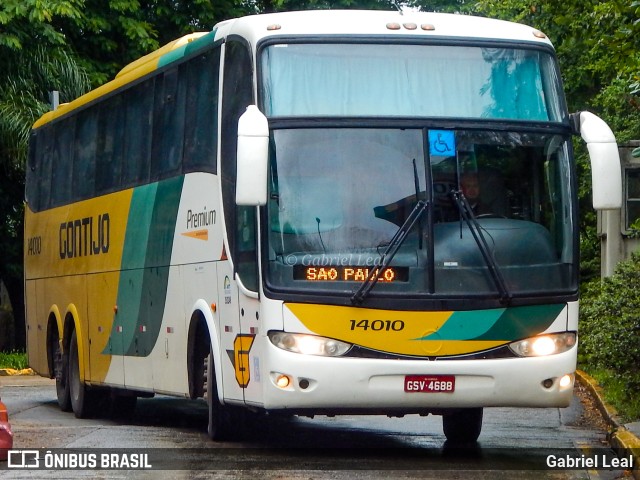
[186, 208, 216, 229]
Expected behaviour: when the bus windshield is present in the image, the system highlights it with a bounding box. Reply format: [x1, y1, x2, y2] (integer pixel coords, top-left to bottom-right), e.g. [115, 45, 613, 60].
[265, 128, 576, 299]
[261, 43, 565, 121]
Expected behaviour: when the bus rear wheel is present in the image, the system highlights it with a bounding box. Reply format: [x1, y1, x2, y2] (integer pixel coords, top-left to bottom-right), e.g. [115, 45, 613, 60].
[54, 335, 71, 412]
[442, 408, 483, 444]
[69, 329, 99, 419]
[204, 346, 238, 441]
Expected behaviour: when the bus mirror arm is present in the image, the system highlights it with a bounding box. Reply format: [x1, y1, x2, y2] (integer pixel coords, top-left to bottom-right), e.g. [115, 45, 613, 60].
[236, 105, 269, 206]
[572, 111, 622, 211]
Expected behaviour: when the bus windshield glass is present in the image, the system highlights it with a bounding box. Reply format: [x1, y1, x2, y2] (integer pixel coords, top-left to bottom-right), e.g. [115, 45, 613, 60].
[265, 128, 576, 299]
[261, 43, 565, 121]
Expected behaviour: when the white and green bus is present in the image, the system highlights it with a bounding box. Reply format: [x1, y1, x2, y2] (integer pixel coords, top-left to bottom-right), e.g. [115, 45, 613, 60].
[25, 10, 622, 443]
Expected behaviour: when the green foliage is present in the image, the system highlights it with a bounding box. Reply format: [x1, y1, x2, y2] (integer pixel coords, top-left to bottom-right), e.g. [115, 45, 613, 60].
[628, 218, 640, 239]
[0, 2, 91, 349]
[580, 255, 640, 420]
[263, 0, 396, 11]
[582, 368, 640, 422]
[54, 0, 257, 85]
[0, 48, 90, 160]
[0, 0, 83, 49]
[0, 350, 28, 370]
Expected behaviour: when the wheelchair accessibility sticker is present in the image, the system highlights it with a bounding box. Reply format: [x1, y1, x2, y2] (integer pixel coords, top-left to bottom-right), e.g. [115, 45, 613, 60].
[429, 130, 456, 157]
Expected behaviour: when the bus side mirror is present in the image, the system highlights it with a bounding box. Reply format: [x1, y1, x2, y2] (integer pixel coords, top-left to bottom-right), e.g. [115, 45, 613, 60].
[575, 111, 622, 210]
[236, 105, 269, 206]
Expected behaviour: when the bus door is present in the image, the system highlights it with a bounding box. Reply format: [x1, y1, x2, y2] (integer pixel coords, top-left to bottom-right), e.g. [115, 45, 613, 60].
[225, 204, 262, 405]
[216, 261, 244, 403]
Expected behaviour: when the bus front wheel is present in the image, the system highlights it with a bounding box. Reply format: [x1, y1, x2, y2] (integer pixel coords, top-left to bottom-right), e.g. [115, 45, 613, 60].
[205, 346, 238, 441]
[442, 408, 483, 444]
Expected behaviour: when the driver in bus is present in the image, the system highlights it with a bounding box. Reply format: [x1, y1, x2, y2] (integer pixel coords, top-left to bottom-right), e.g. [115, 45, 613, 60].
[460, 171, 508, 217]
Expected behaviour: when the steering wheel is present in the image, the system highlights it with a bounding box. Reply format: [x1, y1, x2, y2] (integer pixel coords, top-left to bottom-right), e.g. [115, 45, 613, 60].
[475, 213, 507, 219]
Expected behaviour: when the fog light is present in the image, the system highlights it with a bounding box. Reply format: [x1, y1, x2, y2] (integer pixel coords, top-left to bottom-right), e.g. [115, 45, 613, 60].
[542, 378, 554, 389]
[275, 374, 291, 389]
[559, 374, 572, 388]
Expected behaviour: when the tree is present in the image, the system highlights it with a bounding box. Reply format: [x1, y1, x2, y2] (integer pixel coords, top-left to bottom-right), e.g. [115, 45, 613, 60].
[1, 1, 90, 348]
[53, 0, 256, 86]
[257, 0, 396, 12]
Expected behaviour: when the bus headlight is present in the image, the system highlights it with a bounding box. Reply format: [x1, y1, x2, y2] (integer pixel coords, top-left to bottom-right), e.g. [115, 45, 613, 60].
[269, 331, 352, 357]
[508, 332, 576, 357]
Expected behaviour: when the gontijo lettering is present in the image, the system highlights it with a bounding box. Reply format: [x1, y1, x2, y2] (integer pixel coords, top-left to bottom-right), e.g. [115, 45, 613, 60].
[59, 213, 110, 259]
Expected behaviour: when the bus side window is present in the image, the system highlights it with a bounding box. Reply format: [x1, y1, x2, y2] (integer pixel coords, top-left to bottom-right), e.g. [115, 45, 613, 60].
[221, 39, 258, 291]
[26, 129, 53, 212]
[26, 132, 38, 209]
[122, 79, 153, 187]
[183, 49, 220, 174]
[74, 110, 98, 201]
[96, 96, 124, 195]
[153, 67, 185, 179]
[50, 118, 75, 207]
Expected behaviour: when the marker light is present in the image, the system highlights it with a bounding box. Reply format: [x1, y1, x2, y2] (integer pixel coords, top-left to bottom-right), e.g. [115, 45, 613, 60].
[269, 331, 352, 357]
[532, 29, 547, 39]
[508, 332, 576, 357]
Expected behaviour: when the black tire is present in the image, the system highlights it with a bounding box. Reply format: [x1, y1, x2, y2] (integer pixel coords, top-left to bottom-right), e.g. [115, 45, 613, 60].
[205, 346, 238, 441]
[54, 335, 71, 412]
[442, 408, 483, 444]
[69, 329, 97, 419]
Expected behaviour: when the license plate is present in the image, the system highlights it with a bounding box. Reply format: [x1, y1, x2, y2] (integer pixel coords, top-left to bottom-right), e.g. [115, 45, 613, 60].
[404, 375, 455, 393]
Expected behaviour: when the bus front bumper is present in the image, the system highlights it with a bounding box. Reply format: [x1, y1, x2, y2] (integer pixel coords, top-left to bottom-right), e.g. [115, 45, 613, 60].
[260, 346, 576, 413]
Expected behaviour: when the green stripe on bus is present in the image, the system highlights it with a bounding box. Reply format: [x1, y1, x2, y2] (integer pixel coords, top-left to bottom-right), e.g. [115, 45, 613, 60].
[157, 30, 218, 69]
[417, 304, 565, 342]
[473, 304, 566, 341]
[413, 309, 504, 341]
[105, 176, 185, 356]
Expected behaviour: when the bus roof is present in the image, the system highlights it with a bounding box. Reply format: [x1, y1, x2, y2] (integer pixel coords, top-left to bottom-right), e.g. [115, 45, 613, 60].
[214, 10, 553, 48]
[33, 10, 551, 128]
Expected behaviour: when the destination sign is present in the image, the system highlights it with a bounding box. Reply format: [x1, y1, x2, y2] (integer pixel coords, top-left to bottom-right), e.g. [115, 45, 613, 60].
[293, 265, 408, 283]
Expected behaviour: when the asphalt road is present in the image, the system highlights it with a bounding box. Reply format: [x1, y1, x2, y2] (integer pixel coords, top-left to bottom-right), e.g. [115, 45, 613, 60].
[0, 375, 628, 479]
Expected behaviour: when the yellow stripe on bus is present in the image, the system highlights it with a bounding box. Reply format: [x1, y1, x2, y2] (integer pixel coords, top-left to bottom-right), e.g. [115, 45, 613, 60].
[285, 303, 506, 357]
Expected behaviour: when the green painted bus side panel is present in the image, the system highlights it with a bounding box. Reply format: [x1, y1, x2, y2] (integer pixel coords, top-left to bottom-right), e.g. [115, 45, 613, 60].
[105, 176, 185, 356]
[127, 176, 184, 356]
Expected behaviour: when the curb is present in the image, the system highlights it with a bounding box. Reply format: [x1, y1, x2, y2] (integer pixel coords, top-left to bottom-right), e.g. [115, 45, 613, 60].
[0, 368, 34, 376]
[576, 370, 640, 480]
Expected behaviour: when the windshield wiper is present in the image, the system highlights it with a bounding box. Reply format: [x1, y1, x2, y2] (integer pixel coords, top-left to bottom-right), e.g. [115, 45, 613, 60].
[351, 199, 428, 305]
[450, 190, 511, 305]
